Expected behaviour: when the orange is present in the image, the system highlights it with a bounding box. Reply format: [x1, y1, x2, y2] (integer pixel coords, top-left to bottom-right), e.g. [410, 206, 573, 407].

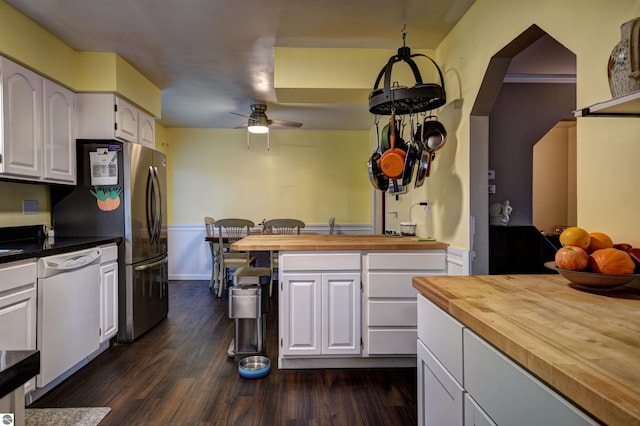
[559, 227, 590, 250]
[587, 232, 614, 253]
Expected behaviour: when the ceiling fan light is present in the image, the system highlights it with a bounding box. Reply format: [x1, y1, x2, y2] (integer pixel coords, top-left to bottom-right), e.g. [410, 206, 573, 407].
[248, 125, 269, 134]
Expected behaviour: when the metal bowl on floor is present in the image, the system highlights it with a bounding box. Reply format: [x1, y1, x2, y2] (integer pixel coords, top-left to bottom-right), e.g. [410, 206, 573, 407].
[238, 355, 271, 379]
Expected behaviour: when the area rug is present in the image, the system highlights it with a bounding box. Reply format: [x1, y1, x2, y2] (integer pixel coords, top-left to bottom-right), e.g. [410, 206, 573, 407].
[25, 407, 111, 426]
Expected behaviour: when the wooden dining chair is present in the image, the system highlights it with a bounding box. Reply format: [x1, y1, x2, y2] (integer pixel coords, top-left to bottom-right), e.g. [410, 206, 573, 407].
[263, 218, 305, 296]
[204, 217, 220, 293]
[214, 218, 257, 297]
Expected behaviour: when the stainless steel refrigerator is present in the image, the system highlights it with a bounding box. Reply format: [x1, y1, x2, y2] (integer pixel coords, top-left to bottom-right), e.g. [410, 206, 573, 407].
[52, 140, 168, 342]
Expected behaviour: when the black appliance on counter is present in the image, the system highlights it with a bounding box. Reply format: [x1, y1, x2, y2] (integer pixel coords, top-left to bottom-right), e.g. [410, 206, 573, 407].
[52, 140, 168, 342]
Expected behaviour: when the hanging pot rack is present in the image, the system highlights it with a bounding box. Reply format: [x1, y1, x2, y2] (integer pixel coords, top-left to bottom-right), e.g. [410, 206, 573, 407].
[368, 29, 447, 115]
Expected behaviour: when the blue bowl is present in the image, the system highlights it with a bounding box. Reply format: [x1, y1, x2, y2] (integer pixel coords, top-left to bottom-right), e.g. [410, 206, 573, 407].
[238, 356, 271, 379]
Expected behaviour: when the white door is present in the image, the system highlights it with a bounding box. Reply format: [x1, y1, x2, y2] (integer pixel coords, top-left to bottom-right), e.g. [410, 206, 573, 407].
[322, 273, 361, 355]
[43, 79, 76, 183]
[280, 273, 321, 356]
[1, 58, 42, 178]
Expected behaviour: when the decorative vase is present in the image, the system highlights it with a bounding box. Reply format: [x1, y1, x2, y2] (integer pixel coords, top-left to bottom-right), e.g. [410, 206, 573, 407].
[608, 17, 640, 98]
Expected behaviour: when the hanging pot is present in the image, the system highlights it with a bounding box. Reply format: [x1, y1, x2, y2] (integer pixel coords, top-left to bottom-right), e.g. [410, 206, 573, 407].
[415, 116, 447, 152]
[368, 121, 389, 191]
[368, 151, 389, 191]
[380, 112, 406, 179]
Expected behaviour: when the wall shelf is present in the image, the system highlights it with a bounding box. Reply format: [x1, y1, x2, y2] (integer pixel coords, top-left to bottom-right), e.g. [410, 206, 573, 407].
[574, 90, 640, 117]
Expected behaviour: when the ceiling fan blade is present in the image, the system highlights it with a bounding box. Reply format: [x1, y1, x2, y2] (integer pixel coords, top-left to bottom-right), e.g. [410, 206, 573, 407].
[234, 123, 249, 129]
[230, 111, 249, 118]
[269, 119, 303, 128]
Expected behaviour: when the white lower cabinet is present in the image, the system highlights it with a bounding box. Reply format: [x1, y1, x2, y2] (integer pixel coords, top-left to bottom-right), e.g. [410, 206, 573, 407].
[464, 395, 496, 426]
[0, 259, 38, 393]
[99, 244, 118, 342]
[417, 339, 464, 426]
[463, 330, 598, 426]
[365, 251, 446, 355]
[279, 252, 361, 359]
[280, 272, 360, 356]
[417, 294, 599, 426]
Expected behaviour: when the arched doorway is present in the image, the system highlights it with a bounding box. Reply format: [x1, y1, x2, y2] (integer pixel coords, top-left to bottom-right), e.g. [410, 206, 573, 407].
[470, 25, 577, 275]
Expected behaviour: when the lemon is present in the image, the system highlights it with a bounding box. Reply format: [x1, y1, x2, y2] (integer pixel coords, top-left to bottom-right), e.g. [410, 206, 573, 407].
[559, 227, 590, 250]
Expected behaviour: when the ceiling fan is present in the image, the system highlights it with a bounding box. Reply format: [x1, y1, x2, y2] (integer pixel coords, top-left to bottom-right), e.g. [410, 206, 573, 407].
[232, 103, 303, 150]
[232, 103, 303, 133]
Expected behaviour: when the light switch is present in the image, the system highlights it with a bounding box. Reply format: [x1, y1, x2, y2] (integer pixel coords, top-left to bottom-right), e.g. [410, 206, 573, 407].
[488, 169, 495, 180]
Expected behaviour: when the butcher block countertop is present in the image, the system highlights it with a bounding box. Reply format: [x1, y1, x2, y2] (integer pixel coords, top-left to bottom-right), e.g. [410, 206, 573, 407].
[231, 234, 448, 251]
[413, 274, 640, 426]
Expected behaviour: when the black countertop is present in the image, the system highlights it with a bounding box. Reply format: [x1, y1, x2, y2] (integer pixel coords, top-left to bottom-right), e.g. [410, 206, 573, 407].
[0, 225, 120, 264]
[0, 350, 40, 399]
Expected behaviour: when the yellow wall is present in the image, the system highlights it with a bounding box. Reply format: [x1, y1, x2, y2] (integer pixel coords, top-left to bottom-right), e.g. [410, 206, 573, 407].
[0, 182, 50, 227]
[433, 0, 640, 249]
[164, 128, 371, 225]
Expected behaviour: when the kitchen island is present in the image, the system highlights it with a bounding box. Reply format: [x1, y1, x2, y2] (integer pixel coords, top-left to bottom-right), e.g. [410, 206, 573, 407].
[232, 235, 448, 369]
[413, 274, 640, 426]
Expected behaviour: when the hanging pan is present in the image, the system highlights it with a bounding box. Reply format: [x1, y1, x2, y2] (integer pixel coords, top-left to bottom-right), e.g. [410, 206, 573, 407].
[367, 120, 389, 191]
[415, 115, 447, 153]
[401, 114, 420, 186]
[380, 111, 406, 179]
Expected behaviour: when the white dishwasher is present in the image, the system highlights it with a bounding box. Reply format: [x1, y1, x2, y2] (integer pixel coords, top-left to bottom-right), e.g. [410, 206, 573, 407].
[37, 247, 102, 388]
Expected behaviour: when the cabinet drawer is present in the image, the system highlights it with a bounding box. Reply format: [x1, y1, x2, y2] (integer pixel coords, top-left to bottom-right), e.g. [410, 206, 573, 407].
[100, 244, 118, 263]
[464, 394, 496, 426]
[368, 272, 419, 298]
[368, 329, 417, 355]
[367, 252, 446, 271]
[417, 339, 464, 426]
[369, 300, 416, 326]
[280, 253, 360, 271]
[417, 294, 464, 383]
[0, 260, 37, 293]
[463, 330, 598, 426]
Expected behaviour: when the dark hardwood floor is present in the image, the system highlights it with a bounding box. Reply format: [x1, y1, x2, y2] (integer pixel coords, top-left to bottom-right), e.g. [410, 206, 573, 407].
[30, 280, 418, 425]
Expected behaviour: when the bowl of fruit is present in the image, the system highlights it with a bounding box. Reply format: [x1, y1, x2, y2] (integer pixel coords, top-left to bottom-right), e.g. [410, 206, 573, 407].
[548, 227, 640, 290]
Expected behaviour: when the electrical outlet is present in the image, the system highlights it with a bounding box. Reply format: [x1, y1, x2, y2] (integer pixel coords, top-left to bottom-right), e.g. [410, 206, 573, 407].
[488, 185, 496, 194]
[22, 200, 39, 215]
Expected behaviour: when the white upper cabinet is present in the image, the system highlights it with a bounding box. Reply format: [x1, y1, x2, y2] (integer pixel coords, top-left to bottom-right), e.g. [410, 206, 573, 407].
[77, 93, 155, 147]
[0, 56, 76, 184]
[1, 57, 43, 179]
[138, 110, 156, 148]
[43, 79, 76, 184]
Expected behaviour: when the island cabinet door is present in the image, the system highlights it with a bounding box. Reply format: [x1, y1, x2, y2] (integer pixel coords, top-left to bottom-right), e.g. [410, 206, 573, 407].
[322, 273, 361, 355]
[280, 274, 322, 356]
[417, 339, 464, 426]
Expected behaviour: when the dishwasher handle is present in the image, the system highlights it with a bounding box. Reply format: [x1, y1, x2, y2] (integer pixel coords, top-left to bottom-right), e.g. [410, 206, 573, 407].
[38, 247, 102, 277]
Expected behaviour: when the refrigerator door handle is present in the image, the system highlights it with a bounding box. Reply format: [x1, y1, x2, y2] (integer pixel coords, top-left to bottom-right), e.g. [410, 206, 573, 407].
[146, 166, 156, 243]
[152, 166, 163, 245]
[134, 255, 168, 271]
